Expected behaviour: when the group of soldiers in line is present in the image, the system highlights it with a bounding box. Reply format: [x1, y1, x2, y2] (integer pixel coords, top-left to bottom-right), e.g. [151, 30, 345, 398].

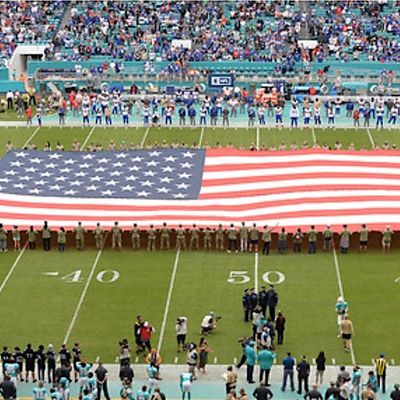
[0, 221, 395, 253]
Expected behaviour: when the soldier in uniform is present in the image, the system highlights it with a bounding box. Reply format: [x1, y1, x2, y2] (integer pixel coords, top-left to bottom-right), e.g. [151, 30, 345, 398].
[74, 222, 86, 250]
[215, 224, 224, 251]
[359, 224, 369, 252]
[111, 221, 122, 250]
[239, 222, 248, 253]
[0, 224, 8, 252]
[94, 223, 104, 249]
[131, 223, 140, 250]
[307, 225, 318, 254]
[189, 224, 200, 250]
[323, 225, 333, 251]
[227, 224, 238, 253]
[203, 227, 212, 251]
[262, 226, 272, 255]
[249, 224, 259, 253]
[27, 226, 37, 250]
[147, 224, 156, 251]
[160, 222, 171, 250]
[176, 225, 186, 250]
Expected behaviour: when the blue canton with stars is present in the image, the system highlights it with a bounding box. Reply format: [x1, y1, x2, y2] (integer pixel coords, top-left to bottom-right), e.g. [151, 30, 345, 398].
[0, 150, 205, 199]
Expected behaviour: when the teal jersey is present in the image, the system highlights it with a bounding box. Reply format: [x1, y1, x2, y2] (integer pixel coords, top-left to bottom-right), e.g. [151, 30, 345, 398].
[180, 372, 192, 384]
[50, 392, 61, 400]
[33, 388, 47, 400]
[88, 377, 96, 392]
[352, 370, 362, 385]
[4, 363, 19, 377]
[59, 377, 69, 389]
[120, 386, 134, 400]
[82, 395, 91, 400]
[136, 389, 150, 400]
[77, 362, 92, 377]
[146, 365, 158, 379]
[336, 301, 348, 314]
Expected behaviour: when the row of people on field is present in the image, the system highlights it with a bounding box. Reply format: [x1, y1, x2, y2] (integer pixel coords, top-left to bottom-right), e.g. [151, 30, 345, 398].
[0, 222, 394, 253]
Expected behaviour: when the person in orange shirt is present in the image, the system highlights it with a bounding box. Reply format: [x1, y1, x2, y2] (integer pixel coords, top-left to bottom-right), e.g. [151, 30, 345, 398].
[26, 106, 33, 125]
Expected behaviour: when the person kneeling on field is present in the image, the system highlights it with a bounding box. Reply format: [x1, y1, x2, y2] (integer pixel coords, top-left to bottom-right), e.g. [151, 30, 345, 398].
[200, 312, 220, 335]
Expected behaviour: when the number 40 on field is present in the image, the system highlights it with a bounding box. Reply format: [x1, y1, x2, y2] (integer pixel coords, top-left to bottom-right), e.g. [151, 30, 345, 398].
[44, 269, 120, 283]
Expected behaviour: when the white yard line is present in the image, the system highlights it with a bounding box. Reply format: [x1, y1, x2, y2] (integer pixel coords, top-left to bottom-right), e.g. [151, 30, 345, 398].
[256, 127, 260, 150]
[157, 249, 181, 353]
[366, 128, 375, 148]
[63, 233, 108, 344]
[198, 126, 205, 148]
[332, 245, 356, 365]
[140, 126, 150, 147]
[254, 251, 259, 292]
[0, 241, 28, 295]
[311, 126, 317, 144]
[81, 126, 96, 150]
[22, 126, 40, 148]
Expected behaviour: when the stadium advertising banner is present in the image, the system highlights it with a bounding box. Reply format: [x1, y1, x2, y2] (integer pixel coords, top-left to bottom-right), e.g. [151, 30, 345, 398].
[208, 73, 235, 88]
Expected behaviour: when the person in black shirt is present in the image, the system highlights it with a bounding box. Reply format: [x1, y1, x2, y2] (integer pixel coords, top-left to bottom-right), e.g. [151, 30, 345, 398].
[258, 287, 268, 317]
[324, 381, 339, 400]
[46, 344, 56, 383]
[59, 344, 71, 367]
[36, 345, 46, 382]
[0, 376, 16, 400]
[134, 316, 144, 354]
[119, 365, 134, 384]
[390, 384, 400, 400]
[23, 343, 37, 383]
[266, 285, 278, 320]
[297, 356, 310, 395]
[95, 363, 110, 400]
[13, 347, 23, 382]
[72, 342, 82, 383]
[1, 347, 11, 379]
[253, 383, 274, 400]
[242, 289, 252, 322]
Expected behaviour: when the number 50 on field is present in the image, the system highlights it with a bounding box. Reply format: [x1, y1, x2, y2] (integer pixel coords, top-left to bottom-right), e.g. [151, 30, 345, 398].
[227, 270, 285, 285]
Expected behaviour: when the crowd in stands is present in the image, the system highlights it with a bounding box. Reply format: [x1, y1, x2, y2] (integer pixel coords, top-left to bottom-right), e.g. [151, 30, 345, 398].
[0, 1, 66, 61]
[40, 0, 400, 66]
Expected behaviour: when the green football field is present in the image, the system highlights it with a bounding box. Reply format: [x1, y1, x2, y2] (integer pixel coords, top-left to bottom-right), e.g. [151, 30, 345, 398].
[0, 124, 400, 368]
[0, 243, 399, 367]
[1, 125, 400, 157]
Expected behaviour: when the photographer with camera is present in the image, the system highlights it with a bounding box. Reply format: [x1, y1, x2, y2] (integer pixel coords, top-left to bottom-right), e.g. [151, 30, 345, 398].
[175, 317, 188, 353]
[200, 312, 221, 335]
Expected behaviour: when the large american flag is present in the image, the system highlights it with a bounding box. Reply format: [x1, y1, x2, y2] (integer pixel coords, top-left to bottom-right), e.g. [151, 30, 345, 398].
[1, 148, 400, 232]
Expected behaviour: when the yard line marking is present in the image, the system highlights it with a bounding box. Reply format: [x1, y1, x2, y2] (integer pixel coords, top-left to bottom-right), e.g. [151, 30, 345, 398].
[256, 127, 260, 150]
[198, 126, 205, 148]
[81, 126, 96, 150]
[391, 359, 395, 365]
[140, 126, 150, 147]
[115, 356, 119, 363]
[135, 356, 139, 363]
[22, 126, 40, 149]
[311, 127, 317, 144]
[233, 357, 237, 364]
[332, 245, 356, 365]
[254, 251, 259, 292]
[214, 357, 218, 364]
[371, 358, 375, 365]
[157, 249, 181, 353]
[63, 233, 108, 344]
[366, 128, 375, 148]
[174, 357, 178, 364]
[312, 358, 316, 364]
[0, 241, 28, 296]
[95, 356, 100, 363]
[332, 358, 336, 365]
[43, 272, 59, 277]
